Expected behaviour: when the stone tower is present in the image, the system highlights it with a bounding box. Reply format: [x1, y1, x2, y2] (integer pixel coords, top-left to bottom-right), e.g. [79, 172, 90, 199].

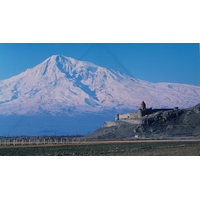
[140, 101, 146, 111]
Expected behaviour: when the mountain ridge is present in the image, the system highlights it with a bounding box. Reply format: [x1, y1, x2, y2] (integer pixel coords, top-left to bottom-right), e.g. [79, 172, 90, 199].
[0, 55, 200, 116]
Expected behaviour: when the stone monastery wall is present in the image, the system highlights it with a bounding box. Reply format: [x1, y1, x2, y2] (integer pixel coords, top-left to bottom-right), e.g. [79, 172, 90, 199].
[115, 112, 139, 121]
[103, 101, 178, 128]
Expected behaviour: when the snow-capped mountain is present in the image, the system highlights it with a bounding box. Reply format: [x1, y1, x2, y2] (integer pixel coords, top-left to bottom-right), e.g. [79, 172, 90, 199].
[0, 55, 200, 116]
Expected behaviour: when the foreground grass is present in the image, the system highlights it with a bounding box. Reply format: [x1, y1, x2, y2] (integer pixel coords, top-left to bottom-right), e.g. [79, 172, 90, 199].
[1, 141, 200, 156]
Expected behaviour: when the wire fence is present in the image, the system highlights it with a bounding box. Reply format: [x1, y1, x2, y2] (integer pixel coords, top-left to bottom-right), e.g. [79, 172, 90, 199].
[0, 137, 86, 146]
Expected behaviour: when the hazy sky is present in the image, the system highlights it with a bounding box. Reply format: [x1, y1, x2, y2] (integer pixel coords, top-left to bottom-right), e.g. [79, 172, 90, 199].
[0, 43, 199, 86]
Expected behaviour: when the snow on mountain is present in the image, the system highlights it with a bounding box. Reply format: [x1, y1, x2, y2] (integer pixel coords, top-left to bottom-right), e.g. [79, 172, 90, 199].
[0, 55, 200, 116]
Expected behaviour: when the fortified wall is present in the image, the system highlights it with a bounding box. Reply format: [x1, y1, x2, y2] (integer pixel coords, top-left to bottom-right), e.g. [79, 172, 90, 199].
[104, 101, 179, 127]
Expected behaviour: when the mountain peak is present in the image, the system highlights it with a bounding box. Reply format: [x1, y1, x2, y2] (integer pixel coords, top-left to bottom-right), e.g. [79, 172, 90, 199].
[31, 54, 80, 78]
[48, 54, 68, 61]
[46, 54, 77, 63]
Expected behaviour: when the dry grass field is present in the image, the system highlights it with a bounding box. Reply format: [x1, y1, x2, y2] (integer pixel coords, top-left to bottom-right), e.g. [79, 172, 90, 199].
[0, 140, 200, 156]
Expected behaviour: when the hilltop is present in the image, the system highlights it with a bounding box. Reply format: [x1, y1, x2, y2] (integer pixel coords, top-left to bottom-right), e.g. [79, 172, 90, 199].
[85, 103, 200, 140]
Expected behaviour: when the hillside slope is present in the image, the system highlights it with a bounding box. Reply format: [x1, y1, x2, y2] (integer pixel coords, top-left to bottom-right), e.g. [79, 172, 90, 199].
[85, 103, 200, 140]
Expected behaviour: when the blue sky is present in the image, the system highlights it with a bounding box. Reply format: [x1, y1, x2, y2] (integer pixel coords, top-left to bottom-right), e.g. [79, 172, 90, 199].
[0, 43, 199, 86]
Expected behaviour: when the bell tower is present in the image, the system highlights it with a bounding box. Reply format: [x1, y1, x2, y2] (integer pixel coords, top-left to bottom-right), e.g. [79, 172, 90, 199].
[140, 101, 146, 111]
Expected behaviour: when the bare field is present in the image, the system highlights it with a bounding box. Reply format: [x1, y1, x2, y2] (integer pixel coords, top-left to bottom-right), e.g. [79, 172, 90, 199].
[1, 139, 200, 156]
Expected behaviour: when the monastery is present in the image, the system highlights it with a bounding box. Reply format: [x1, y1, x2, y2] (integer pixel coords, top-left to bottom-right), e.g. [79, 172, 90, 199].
[104, 101, 179, 127]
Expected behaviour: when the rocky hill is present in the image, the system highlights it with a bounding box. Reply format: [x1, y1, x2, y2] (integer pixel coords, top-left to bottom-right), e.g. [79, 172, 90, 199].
[85, 103, 200, 140]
